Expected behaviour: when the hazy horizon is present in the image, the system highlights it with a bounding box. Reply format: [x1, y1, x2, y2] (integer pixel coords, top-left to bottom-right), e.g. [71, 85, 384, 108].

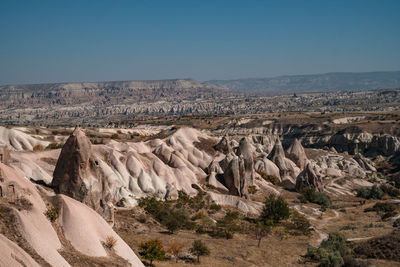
[1, 0, 399, 85]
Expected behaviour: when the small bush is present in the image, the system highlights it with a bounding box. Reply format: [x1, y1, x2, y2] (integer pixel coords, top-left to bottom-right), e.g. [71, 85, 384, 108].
[340, 225, 357, 231]
[137, 214, 147, 223]
[304, 232, 350, 266]
[248, 185, 258, 194]
[110, 133, 120, 140]
[46, 143, 64, 150]
[301, 188, 331, 209]
[105, 236, 117, 249]
[116, 197, 126, 207]
[44, 206, 58, 222]
[257, 170, 279, 184]
[356, 184, 384, 200]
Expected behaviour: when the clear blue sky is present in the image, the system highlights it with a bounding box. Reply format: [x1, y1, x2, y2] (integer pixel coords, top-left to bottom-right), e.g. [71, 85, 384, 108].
[0, 0, 399, 85]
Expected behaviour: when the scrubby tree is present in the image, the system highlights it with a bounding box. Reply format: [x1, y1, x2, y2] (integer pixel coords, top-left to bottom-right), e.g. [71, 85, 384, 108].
[260, 195, 290, 224]
[189, 240, 210, 263]
[254, 221, 271, 247]
[138, 239, 165, 266]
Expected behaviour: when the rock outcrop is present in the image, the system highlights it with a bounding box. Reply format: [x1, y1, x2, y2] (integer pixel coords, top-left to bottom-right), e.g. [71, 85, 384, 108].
[218, 137, 255, 198]
[236, 137, 255, 188]
[286, 138, 308, 170]
[296, 162, 323, 192]
[268, 138, 300, 189]
[52, 127, 114, 223]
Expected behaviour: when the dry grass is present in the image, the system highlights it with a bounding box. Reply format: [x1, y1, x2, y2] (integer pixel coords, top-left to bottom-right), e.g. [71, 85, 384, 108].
[105, 236, 117, 249]
[118, 230, 309, 267]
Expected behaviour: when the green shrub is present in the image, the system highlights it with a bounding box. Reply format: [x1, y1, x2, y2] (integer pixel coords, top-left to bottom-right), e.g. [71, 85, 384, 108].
[138, 195, 195, 233]
[260, 195, 290, 224]
[356, 184, 384, 200]
[340, 225, 357, 231]
[301, 188, 331, 209]
[304, 232, 350, 267]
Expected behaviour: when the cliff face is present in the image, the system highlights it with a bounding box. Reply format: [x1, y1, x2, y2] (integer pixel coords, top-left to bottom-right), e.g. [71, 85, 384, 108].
[0, 79, 229, 109]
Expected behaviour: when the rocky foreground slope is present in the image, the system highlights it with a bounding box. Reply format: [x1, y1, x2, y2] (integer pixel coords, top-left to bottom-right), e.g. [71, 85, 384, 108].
[0, 117, 399, 265]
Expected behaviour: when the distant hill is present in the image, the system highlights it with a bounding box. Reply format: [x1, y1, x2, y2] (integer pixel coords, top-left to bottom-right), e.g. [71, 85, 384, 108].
[0, 78, 230, 109]
[207, 71, 400, 94]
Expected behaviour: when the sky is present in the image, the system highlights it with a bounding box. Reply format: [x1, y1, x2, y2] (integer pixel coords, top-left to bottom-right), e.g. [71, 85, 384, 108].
[0, 0, 399, 85]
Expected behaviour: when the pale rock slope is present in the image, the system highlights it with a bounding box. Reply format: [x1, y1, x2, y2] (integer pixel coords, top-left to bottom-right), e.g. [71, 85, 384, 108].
[0, 161, 144, 266]
[0, 162, 70, 267]
[0, 126, 49, 151]
[0, 234, 41, 267]
[58, 195, 144, 266]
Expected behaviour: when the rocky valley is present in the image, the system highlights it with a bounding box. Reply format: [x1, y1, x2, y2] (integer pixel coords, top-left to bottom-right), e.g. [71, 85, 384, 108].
[0, 79, 399, 127]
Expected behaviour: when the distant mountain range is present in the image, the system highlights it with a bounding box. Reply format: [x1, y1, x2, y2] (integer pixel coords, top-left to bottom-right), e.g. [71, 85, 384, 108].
[207, 71, 400, 94]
